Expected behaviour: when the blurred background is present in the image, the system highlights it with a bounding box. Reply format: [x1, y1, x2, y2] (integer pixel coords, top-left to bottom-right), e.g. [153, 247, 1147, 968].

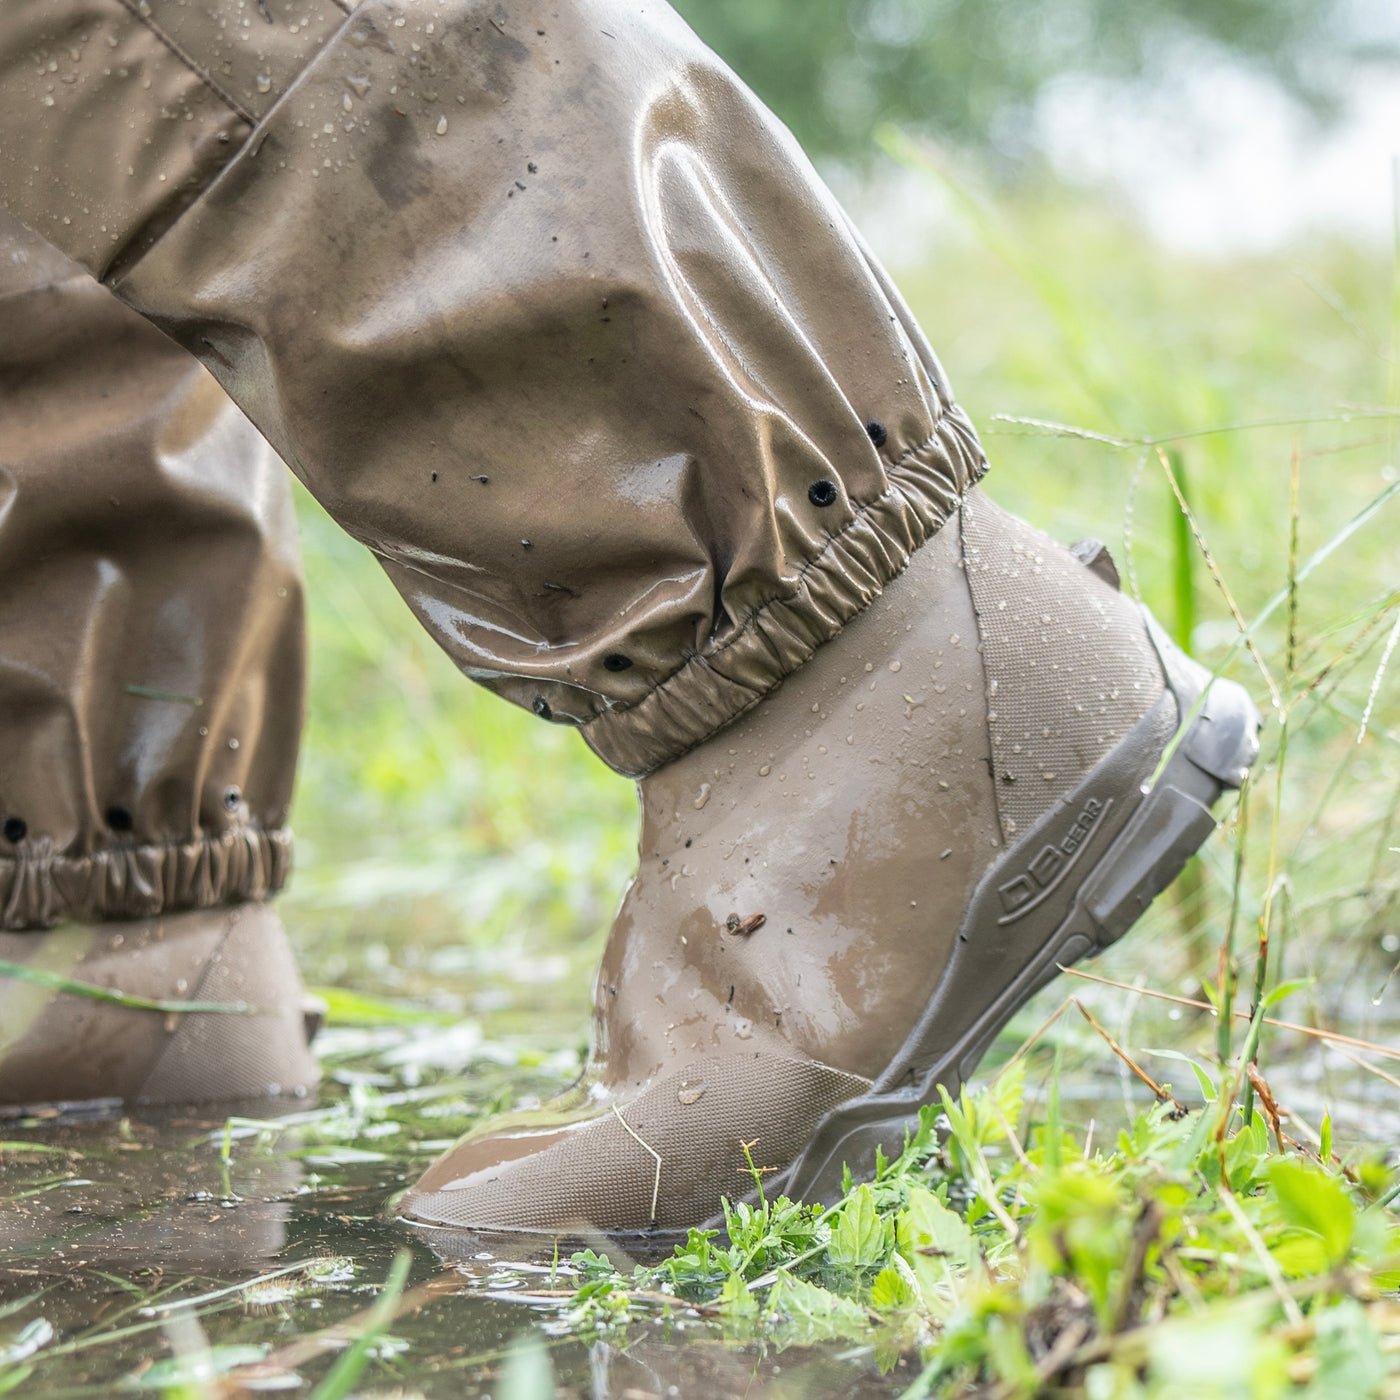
[9, 5, 1400, 1394]
[283, 0, 1400, 1131]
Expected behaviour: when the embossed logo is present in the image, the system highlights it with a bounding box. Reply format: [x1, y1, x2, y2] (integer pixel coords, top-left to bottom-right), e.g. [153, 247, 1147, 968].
[997, 796, 1107, 922]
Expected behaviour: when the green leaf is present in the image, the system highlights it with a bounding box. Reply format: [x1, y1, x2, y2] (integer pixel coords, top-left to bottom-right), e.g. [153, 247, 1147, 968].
[1261, 977, 1315, 1010]
[307, 986, 457, 1027]
[767, 1272, 868, 1341]
[828, 1184, 892, 1271]
[898, 1186, 980, 1311]
[0, 1366, 33, 1396]
[498, 1331, 556, 1400]
[869, 1263, 916, 1312]
[0, 960, 250, 1016]
[718, 1271, 758, 1319]
[1305, 1298, 1387, 1400]
[1271, 1233, 1330, 1278]
[1144, 1049, 1217, 1103]
[123, 1345, 268, 1389]
[973, 1057, 1026, 1144]
[1146, 1300, 1287, 1395]
[900, 1187, 978, 1270]
[1266, 1158, 1354, 1267]
[985, 1313, 1039, 1392]
[1320, 1111, 1333, 1164]
[1026, 1168, 1131, 1324]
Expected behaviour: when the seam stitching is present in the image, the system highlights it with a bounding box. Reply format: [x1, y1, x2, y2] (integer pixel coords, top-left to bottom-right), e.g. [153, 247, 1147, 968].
[113, 0, 258, 124]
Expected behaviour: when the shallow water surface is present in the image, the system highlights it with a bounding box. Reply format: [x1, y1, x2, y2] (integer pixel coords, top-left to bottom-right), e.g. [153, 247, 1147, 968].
[0, 1094, 924, 1397]
[4, 924, 1398, 1399]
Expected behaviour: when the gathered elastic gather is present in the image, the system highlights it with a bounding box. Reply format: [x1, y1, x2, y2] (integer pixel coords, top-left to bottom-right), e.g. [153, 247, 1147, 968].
[0, 826, 292, 931]
[580, 402, 988, 778]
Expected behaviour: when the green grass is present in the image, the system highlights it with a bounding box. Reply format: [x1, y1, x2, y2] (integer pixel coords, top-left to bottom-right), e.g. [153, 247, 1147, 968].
[522, 1065, 1400, 1399]
[5, 151, 1400, 1397]
[270, 150, 1400, 1395]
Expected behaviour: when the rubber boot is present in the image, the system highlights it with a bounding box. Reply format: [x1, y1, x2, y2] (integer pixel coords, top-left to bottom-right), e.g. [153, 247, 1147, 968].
[0, 902, 319, 1106]
[399, 487, 1259, 1243]
[0, 212, 316, 1108]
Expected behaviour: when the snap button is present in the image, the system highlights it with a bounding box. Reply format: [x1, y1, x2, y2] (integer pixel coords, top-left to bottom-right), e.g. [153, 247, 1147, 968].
[2, 816, 25, 843]
[106, 805, 134, 833]
[808, 479, 839, 507]
[532, 696, 553, 719]
[603, 654, 633, 672]
[866, 420, 888, 447]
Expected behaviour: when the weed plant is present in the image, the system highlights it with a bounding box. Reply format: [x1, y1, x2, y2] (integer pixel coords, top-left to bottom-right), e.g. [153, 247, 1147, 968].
[2, 148, 1400, 1398]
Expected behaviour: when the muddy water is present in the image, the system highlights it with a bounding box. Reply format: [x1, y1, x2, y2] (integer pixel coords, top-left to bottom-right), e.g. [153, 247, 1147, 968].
[0, 1088, 917, 1397]
[3, 898, 1399, 1398]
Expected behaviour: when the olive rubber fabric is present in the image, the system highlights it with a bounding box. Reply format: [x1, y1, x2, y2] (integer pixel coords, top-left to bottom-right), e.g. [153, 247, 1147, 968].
[0, 0, 987, 782]
[0, 211, 305, 930]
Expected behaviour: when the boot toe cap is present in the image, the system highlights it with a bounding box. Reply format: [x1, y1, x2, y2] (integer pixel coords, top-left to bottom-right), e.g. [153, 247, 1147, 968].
[399, 1055, 870, 1239]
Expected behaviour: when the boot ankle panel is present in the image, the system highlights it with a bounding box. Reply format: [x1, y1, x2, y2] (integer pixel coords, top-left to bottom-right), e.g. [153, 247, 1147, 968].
[580, 406, 987, 777]
[961, 494, 1166, 843]
[0, 0, 348, 280]
[0, 826, 292, 931]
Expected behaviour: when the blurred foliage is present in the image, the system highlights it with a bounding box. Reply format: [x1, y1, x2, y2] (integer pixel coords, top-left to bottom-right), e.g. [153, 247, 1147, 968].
[670, 0, 1389, 160]
[10, 147, 1400, 1400]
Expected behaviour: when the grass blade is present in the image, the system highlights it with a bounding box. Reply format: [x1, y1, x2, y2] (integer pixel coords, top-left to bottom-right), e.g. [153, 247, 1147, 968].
[0, 960, 250, 1016]
[307, 1250, 412, 1400]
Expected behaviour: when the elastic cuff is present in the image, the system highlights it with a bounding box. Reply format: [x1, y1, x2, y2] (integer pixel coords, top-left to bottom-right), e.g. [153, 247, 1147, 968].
[580, 404, 987, 778]
[0, 827, 292, 931]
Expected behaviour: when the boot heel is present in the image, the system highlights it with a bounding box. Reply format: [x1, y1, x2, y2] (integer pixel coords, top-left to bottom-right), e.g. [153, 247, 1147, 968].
[780, 610, 1261, 1209]
[1078, 613, 1261, 951]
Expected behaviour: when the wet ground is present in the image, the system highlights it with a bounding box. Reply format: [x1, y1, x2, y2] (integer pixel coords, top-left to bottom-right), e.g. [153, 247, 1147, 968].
[5, 892, 1400, 1399]
[0, 1025, 928, 1398]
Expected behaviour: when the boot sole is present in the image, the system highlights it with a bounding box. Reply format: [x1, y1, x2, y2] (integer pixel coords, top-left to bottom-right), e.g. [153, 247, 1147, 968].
[769, 610, 1261, 1210]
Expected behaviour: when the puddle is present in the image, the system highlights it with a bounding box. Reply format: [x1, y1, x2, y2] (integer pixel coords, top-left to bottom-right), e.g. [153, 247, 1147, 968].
[4, 923, 1398, 1398]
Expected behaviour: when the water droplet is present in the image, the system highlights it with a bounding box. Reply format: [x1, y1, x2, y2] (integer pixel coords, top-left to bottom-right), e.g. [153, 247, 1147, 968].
[693, 782, 711, 810]
[255, 73, 271, 93]
[436, 115, 448, 135]
[676, 1082, 706, 1105]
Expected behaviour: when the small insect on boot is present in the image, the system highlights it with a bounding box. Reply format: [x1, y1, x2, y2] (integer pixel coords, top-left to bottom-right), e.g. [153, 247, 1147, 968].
[399, 486, 1259, 1245]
